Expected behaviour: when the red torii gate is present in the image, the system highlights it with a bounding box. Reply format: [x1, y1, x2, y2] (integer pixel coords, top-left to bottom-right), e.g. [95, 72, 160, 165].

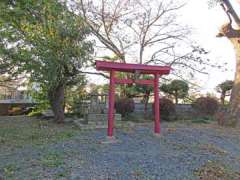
[96, 60, 171, 137]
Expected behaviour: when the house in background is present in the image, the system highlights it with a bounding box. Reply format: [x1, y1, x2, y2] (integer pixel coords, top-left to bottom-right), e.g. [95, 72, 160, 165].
[0, 79, 34, 115]
[0, 77, 32, 100]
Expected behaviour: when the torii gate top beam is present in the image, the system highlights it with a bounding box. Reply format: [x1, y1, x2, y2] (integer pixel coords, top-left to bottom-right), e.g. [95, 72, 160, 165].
[96, 61, 171, 75]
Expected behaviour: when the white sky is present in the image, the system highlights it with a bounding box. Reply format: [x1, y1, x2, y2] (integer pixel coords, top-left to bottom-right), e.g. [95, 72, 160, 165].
[87, 0, 239, 95]
[179, 0, 238, 94]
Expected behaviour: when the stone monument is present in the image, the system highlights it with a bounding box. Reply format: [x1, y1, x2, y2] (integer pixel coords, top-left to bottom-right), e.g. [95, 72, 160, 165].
[74, 93, 126, 130]
[87, 93, 121, 125]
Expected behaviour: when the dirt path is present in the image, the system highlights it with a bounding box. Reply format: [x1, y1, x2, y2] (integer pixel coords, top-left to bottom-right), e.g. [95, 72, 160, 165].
[0, 116, 240, 179]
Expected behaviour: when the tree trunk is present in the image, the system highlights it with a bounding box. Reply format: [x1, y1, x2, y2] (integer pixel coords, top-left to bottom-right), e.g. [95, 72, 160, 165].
[48, 84, 65, 123]
[218, 23, 240, 125]
[217, 0, 240, 126]
[175, 96, 178, 105]
[228, 36, 240, 125]
[174, 91, 179, 104]
[220, 91, 226, 105]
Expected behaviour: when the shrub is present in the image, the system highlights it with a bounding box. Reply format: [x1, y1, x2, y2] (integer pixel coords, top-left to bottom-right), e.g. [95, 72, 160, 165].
[192, 96, 219, 116]
[115, 98, 135, 117]
[152, 98, 176, 121]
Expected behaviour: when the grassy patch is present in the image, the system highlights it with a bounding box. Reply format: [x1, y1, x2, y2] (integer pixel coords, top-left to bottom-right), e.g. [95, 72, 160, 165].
[40, 151, 65, 168]
[55, 169, 69, 178]
[0, 116, 78, 150]
[2, 164, 18, 178]
[194, 161, 240, 180]
[190, 116, 216, 124]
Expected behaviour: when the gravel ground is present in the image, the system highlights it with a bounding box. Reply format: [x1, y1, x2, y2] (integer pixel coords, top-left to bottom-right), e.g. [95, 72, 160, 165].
[0, 118, 240, 180]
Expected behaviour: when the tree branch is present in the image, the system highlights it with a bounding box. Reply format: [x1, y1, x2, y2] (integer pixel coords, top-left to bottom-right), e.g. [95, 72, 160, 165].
[79, 70, 109, 79]
[222, 0, 240, 27]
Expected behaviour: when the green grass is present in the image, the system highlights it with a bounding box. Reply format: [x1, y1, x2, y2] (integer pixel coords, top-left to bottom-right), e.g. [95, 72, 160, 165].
[0, 116, 79, 150]
[3, 164, 18, 177]
[189, 116, 216, 124]
[55, 170, 70, 178]
[40, 151, 65, 168]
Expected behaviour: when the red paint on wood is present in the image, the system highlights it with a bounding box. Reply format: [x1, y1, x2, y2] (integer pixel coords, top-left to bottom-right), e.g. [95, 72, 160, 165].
[96, 61, 171, 74]
[107, 71, 115, 137]
[115, 79, 154, 85]
[154, 74, 160, 134]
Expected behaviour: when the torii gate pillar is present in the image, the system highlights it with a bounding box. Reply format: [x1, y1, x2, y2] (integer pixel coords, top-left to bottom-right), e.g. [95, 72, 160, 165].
[107, 70, 115, 137]
[154, 74, 160, 134]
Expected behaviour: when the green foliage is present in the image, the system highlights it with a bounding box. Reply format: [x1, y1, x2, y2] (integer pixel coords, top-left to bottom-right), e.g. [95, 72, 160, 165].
[114, 72, 132, 97]
[65, 78, 88, 115]
[28, 83, 50, 116]
[121, 85, 137, 98]
[96, 84, 109, 94]
[216, 80, 233, 104]
[192, 96, 219, 116]
[115, 98, 135, 117]
[135, 75, 153, 95]
[117, 74, 154, 98]
[0, 1, 93, 116]
[100, 55, 119, 62]
[152, 98, 176, 121]
[216, 80, 233, 94]
[3, 164, 18, 177]
[160, 80, 189, 104]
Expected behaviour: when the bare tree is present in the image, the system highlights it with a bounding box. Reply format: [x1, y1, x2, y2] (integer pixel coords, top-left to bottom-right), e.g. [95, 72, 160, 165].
[74, 0, 220, 81]
[216, 0, 240, 125]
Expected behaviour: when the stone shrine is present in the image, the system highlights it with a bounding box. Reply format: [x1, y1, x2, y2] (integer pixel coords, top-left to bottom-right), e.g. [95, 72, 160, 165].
[74, 93, 128, 130]
[87, 93, 121, 124]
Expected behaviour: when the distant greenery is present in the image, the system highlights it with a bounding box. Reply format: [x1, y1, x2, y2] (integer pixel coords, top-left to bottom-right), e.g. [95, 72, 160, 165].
[28, 83, 50, 116]
[216, 80, 233, 105]
[160, 80, 189, 104]
[65, 79, 88, 116]
[135, 75, 153, 100]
